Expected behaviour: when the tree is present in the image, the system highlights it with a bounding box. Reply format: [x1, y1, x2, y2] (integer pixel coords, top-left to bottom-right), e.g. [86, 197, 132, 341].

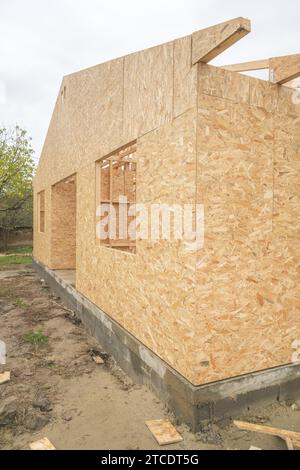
[0, 126, 35, 249]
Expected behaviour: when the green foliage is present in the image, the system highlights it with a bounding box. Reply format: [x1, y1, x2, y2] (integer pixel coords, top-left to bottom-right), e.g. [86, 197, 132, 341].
[0, 254, 32, 266]
[0, 244, 32, 254]
[0, 126, 35, 247]
[23, 331, 49, 346]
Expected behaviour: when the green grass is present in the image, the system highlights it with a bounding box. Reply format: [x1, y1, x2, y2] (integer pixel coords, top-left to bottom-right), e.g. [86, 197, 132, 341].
[0, 255, 32, 266]
[0, 245, 32, 254]
[14, 298, 29, 309]
[23, 331, 49, 346]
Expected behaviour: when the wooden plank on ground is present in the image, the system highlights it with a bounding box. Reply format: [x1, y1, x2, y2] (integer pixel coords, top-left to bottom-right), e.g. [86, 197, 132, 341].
[0, 371, 10, 385]
[234, 420, 300, 449]
[29, 437, 56, 450]
[93, 356, 104, 365]
[145, 419, 183, 446]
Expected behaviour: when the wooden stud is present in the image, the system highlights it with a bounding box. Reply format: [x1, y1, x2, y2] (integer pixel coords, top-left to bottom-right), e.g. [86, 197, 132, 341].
[98, 144, 137, 252]
[192, 17, 251, 65]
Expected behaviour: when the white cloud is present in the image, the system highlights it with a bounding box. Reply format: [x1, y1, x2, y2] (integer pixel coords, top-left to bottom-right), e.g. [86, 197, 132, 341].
[0, 0, 299, 160]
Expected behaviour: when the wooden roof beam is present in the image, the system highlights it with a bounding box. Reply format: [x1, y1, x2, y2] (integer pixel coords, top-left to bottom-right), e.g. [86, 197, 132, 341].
[222, 59, 269, 72]
[192, 17, 251, 65]
[223, 54, 300, 86]
[269, 54, 300, 85]
[283, 79, 300, 89]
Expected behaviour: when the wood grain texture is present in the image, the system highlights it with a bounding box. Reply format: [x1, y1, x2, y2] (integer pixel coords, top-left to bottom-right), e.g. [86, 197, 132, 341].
[123, 43, 173, 141]
[270, 54, 300, 85]
[234, 421, 300, 448]
[173, 35, 197, 117]
[51, 176, 77, 269]
[145, 420, 183, 446]
[192, 17, 251, 65]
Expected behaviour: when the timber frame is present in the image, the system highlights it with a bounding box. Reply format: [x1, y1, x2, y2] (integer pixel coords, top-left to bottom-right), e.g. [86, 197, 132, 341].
[223, 54, 300, 87]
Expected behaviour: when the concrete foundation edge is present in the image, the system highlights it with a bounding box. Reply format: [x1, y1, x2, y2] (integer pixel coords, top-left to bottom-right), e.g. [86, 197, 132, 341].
[32, 258, 300, 431]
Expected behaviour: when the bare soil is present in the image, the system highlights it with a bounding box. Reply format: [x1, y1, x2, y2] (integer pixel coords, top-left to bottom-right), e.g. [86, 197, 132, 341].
[0, 265, 300, 450]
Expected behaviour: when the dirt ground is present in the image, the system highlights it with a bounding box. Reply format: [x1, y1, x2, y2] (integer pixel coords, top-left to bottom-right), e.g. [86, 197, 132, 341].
[0, 265, 300, 450]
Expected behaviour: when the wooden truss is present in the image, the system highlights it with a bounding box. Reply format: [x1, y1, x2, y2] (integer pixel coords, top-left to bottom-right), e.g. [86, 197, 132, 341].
[223, 54, 300, 86]
[193, 17, 300, 88]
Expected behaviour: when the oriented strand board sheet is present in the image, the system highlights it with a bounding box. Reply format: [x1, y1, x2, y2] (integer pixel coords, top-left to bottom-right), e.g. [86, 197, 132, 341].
[198, 62, 250, 103]
[34, 57, 124, 193]
[145, 420, 183, 446]
[173, 36, 197, 117]
[30, 437, 56, 450]
[123, 43, 173, 141]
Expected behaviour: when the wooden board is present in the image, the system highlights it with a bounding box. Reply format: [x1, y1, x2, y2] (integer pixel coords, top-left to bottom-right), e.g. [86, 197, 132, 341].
[223, 59, 269, 72]
[0, 371, 10, 385]
[234, 421, 300, 449]
[145, 419, 183, 446]
[283, 79, 300, 89]
[270, 54, 300, 85]
[123, 43, 173, 141]
[93, 356, 104, 365]
[173, 35, 197, 117]
[192, 17, 251, 65]
[29, 437, 56, 450]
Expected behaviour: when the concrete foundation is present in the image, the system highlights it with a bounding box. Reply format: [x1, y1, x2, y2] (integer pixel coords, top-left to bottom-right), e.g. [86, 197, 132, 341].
[33, 258, 300, 431]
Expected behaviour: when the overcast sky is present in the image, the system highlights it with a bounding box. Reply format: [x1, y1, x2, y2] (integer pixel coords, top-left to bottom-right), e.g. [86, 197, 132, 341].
[0, 0, 299, 161]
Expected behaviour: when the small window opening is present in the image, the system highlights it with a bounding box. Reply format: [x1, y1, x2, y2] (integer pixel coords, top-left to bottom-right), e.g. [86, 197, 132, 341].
[38, 190, 45, 233]
[97, 142, 137, 253]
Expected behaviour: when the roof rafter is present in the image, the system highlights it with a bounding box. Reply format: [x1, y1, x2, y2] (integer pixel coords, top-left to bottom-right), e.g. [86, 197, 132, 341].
[222, 54, 300, 85]
[192, 17, 251, 65]
[269, 54, 300, 85]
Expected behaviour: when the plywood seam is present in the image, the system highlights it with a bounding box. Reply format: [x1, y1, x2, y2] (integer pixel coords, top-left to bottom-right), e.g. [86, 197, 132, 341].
[172, 40, 175, 119]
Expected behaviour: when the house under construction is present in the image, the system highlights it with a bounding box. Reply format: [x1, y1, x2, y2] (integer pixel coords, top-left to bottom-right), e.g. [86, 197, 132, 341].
[33, 17, 300, 429]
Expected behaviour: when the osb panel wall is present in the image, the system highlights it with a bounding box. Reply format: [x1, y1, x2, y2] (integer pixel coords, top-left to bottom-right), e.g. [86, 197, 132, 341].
[173, 35, 197, 117]
[123, 43, 173, 140]
[34, 57, 124, 193]
[51, 178, 77, 269]
[76, 109, 198, 382]
[194, 63, 300, 384]
[35, 39, 198, 193]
